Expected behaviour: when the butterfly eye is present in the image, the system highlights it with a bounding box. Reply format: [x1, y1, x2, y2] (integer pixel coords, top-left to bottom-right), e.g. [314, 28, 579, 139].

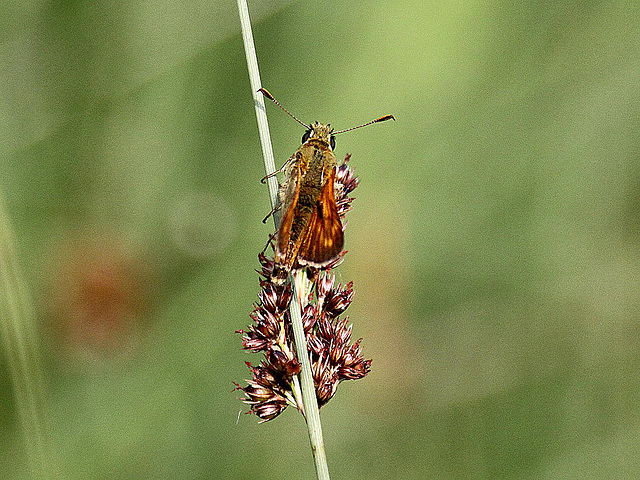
[330, 135, 336, 150]
[302, 129, 312, 143]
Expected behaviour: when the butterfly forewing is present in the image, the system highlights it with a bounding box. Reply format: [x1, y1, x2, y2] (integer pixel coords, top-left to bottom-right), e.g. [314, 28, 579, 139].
[297, 167, 344, 266]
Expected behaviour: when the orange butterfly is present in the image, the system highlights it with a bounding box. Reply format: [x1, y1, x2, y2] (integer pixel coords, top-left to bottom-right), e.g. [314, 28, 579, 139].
[259, 89, 394, 285]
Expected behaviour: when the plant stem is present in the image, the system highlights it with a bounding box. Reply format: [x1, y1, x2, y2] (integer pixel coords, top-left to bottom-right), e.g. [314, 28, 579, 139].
[236, 0, 278, 215]
[291, 270, 329, 477]
[0, 187, 51, 479]
[236, 2, 330, 478]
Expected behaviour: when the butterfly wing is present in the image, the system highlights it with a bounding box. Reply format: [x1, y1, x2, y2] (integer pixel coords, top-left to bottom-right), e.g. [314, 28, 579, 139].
[297, 167, 344, 267]
[270, 158, 304, 284]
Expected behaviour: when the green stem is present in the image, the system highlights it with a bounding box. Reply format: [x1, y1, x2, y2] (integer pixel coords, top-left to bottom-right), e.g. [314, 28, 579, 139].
[0, 187, 52, 479]
[237, 2, 330, 478]
[291, 270, 329, 478]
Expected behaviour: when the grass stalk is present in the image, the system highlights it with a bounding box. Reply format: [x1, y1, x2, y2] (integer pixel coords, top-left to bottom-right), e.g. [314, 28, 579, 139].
[0, 187, 51, 479]
[236, 1, 330, 478]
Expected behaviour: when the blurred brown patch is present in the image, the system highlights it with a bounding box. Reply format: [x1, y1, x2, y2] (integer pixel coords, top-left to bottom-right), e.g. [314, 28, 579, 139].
[45, 231, 155, 361]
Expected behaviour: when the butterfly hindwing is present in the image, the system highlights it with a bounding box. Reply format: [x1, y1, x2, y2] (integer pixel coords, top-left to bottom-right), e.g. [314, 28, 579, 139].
[297, 167, 344, 266]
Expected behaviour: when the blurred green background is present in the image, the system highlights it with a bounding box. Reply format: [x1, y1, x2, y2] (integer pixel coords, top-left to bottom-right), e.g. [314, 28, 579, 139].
[1, 0, 639, 478]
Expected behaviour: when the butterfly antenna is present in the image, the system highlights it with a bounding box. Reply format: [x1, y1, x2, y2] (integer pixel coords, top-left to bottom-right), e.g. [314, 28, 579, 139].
[258, 88, 310, 129]
[333, 114, 396, 135]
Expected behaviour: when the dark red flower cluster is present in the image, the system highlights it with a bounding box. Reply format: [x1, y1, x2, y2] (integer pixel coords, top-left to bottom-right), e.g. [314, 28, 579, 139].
[236, 258, 371, 421]
[307, 273, 371, 407]
[335, 153, 358, 217]
[236, 156, 371, 422]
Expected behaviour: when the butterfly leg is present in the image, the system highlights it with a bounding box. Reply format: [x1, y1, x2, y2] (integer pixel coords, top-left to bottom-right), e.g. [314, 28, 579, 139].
[260, 154, 296, 184]
[262, 204, 282, 224]
[261, 169, 281, 184]
[260, 232, 277, 255]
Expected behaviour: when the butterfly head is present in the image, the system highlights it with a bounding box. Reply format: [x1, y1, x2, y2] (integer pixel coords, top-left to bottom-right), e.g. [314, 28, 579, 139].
[302, 122, 336, 150]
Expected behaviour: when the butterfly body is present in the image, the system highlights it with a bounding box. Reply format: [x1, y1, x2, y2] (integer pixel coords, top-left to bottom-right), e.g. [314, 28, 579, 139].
[272, 123, 343, 285]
